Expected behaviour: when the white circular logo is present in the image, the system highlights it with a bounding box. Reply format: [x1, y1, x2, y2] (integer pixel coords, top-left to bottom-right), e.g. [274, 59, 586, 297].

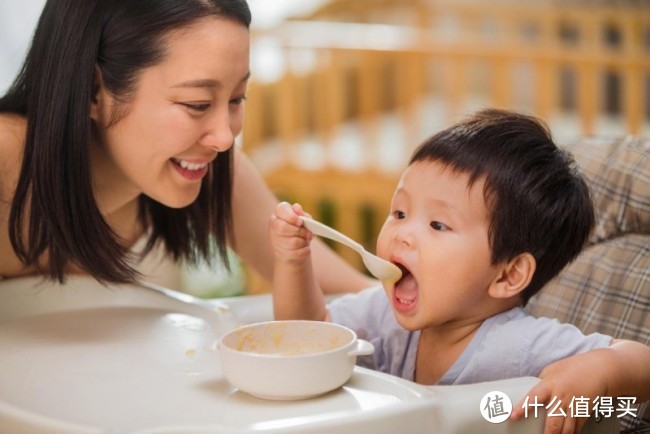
[480, 390, 512, 423]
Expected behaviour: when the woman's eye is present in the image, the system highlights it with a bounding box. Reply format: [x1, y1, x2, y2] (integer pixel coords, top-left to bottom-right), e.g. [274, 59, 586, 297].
[393, 210, 405, 219]
[183, 103, 210, 112]
[430, 221, 449, 231]
[229, 95, 247, 106]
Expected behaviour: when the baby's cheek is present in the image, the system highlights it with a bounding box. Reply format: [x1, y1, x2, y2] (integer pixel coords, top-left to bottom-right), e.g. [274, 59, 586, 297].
[375, 227, 391, 259]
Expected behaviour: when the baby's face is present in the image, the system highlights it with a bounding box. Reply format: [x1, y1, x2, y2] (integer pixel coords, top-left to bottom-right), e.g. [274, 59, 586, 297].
[376, 160, 503, 331]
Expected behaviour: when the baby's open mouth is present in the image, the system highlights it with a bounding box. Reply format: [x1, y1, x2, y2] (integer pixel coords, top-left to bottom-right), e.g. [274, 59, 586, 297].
[394, 263, 411, 286]
[392, 262, 418, 307]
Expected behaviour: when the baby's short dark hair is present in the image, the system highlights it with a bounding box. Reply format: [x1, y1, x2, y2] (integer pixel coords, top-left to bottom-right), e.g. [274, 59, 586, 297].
[410, 109, 594, 304]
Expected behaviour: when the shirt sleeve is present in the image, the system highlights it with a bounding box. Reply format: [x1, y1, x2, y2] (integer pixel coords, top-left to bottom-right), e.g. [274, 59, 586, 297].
[328, 286, 418, 379]
[327, 286, 390, 371]
[517, 314, 613, 377]
[445, 308, 613, 384]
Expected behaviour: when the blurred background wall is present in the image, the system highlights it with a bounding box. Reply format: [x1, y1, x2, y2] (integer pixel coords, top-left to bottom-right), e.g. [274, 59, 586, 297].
[0, 0, 46, 94]
[0, 0, 328, 93]
[2, 0, 649, 296]
[241, 0, 650, 293]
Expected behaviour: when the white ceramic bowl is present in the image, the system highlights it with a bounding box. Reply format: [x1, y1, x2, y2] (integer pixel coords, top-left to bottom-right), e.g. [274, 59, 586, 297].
[218, 320, 374, 400]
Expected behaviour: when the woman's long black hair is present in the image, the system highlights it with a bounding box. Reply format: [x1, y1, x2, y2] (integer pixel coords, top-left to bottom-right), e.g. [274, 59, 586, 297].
[0, 0, 251, 282]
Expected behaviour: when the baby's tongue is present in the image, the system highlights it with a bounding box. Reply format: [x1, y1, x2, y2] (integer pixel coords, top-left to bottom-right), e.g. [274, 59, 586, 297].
[394, 273, 418, 303]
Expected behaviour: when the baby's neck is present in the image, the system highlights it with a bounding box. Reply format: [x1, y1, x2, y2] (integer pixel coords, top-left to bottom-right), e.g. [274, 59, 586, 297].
[414, 321, 482, 385]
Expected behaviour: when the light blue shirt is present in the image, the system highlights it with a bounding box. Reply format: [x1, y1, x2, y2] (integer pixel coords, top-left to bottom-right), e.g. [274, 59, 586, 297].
[328, 286, 612, 384]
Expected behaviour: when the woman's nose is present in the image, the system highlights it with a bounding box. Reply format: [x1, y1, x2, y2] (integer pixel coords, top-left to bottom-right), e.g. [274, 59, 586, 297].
[200, 111, 234, 152]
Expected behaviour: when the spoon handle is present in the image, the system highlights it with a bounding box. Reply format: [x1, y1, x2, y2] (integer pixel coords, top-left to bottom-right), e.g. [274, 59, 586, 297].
[300, 217, 363, 252]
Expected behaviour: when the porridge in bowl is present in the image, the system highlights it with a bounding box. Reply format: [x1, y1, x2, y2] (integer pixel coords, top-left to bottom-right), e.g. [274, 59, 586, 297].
[218, 320, 374, 400]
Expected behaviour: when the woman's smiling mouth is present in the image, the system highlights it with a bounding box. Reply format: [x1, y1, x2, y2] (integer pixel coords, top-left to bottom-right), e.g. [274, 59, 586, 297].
[171, 158, 210, 180]
[172, 158, 208, 171]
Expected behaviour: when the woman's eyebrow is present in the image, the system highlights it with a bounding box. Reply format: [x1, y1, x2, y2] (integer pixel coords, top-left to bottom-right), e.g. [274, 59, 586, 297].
[173, 71, 251, 89]
[173, 78, 219, 88]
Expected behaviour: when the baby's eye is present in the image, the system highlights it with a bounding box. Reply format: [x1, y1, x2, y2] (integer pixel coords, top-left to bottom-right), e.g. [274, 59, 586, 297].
[393, 210, 406, 219]
[430, 221, 450, 231]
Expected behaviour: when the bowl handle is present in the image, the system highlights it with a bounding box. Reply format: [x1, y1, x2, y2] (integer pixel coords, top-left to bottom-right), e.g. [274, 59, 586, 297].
[347, 339, 374, 357]
[205, 340, 220, 352]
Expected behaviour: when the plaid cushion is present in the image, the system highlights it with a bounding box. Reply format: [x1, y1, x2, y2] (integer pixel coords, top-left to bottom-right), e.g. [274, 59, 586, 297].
[526, 135, 649, 343]
[567, 136, 650, 243]
[527, 234, 649, 344]
[526, 135, 649, 430]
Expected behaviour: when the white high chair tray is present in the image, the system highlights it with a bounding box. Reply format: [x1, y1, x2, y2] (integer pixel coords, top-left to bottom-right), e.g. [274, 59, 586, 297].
[0, 275, 438, 434]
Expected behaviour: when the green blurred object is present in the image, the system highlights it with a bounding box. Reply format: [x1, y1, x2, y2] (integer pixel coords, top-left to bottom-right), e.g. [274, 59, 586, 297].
[317, 198, 337, 250]
[180, 250, 246, 299]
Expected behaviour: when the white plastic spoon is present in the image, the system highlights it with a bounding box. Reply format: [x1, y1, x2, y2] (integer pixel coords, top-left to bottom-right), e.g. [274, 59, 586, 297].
[300, 216, 402, 284]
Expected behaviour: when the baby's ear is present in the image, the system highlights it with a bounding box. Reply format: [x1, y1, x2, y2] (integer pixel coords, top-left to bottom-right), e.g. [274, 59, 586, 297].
[488, 253, 536, 299]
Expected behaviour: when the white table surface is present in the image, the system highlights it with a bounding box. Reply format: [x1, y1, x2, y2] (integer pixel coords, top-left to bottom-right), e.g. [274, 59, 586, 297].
[0, 275, 557, 434]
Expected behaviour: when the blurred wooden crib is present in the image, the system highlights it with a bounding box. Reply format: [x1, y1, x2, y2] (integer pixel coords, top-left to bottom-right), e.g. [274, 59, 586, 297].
[241, 0, 650, 292]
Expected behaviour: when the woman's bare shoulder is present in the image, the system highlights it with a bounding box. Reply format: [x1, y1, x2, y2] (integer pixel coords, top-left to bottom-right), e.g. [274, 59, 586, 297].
[0, 112, 26, 137]
[0, 113, 26, 173]
[0, 113, 27, 278]
[0, 112, 25, 194]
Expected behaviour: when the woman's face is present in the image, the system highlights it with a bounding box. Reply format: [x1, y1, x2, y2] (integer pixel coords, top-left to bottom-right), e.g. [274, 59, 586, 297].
[91, 17, 250, 211]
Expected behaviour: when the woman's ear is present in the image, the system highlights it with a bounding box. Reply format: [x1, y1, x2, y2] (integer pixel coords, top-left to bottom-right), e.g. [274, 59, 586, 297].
[488, 253, 536, 299]
[90, 65, 108, 123]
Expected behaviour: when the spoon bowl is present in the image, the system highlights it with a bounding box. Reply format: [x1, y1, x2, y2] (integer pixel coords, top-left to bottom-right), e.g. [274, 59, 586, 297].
[300, 217, 402, 284]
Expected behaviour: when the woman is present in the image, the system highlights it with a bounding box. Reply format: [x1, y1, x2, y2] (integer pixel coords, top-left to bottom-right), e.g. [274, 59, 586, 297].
[0, 0, 374, 293]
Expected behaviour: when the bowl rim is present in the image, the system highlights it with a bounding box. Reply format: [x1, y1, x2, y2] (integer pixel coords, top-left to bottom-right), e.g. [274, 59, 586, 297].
[219, 319, 359, 359]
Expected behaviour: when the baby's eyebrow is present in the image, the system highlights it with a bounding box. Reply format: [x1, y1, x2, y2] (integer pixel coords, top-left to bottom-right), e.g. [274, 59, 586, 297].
[427, 198, 461, 214]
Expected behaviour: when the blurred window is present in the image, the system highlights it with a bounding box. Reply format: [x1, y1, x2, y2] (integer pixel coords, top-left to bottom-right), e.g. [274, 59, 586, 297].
[559, 66, 577, 111]
[559, 22, 580, 46]
[603, 24, 622, 49]
[646, 74, 650, 120]
[520, 22, 539, 43]
[480, 18, 500, 42]
[603, 70, 621, 115]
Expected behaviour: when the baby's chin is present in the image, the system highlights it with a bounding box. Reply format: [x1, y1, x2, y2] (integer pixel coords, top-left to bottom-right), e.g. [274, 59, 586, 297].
[392, 310, 423, 331]
[384, 292, 420, 330]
